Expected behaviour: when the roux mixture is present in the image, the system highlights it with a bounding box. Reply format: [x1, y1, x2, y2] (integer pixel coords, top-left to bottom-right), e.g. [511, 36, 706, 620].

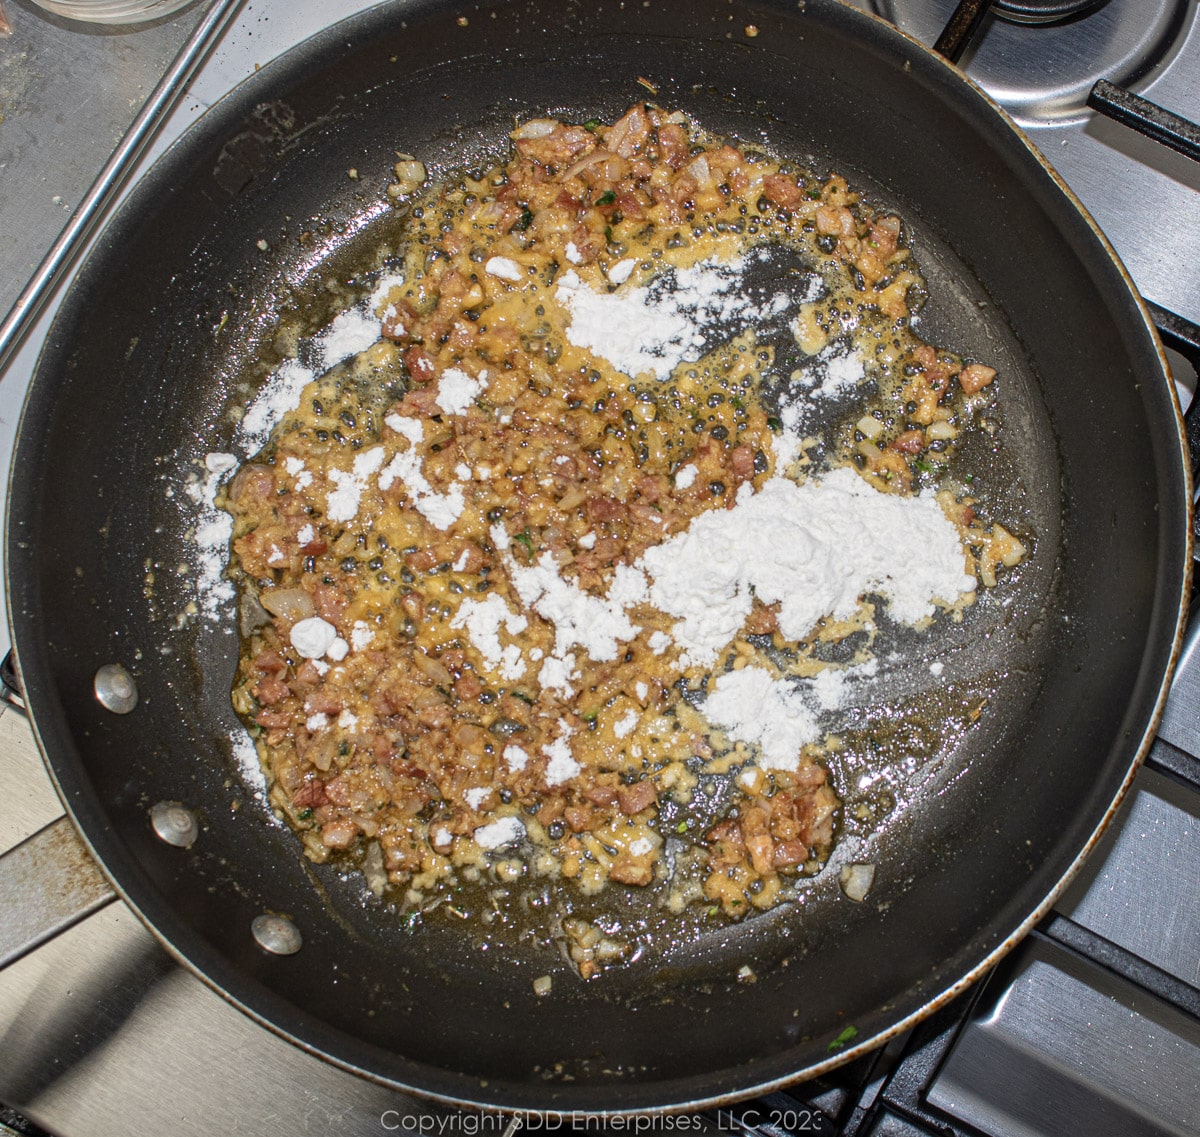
[223, 106, 1026, 975]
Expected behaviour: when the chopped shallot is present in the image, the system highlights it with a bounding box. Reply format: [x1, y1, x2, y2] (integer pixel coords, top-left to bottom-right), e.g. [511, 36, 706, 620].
[840, 863, 876, 902]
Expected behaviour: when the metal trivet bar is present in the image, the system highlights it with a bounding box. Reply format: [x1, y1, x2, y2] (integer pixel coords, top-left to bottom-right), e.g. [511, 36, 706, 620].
[1086, 78, 1200, 524]
[1085, 78, 1200, 379]
[1089, 78, 1200, 167]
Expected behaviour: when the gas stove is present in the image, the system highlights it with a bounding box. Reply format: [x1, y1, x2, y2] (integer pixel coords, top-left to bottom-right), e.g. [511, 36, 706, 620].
[2, 2, 1200, 1134]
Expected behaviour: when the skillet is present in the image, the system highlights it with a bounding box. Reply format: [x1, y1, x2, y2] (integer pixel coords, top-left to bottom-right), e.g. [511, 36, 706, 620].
[5, 0, 1192, 1112]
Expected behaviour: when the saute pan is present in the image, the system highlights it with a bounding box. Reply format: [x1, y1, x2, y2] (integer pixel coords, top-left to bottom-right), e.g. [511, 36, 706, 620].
[4, 0, 1192, 1112]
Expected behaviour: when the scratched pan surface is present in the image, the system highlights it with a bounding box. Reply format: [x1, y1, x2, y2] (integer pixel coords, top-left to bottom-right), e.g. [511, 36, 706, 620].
[7, 0, 1190, 1112]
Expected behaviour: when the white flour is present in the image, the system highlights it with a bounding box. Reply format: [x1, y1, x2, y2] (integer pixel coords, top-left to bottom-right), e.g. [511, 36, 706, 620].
[435, 367, 488, 416]
[538, 653, 579, 696]
[384, 413, 423, 446]
[414, 483, 466, 530]
[504, 744, 530, 772]
[647, 631, 670, 654]
[674, 464, 698, 490]
[369, 271, 406, 312]
[326, 445, 386, 523]
[451, 465, 974, 774]
[613, 709, 640, 739]
[284, 456, 313, 490]
[237, 359, 315, 452]
[474, 816, 525, 849]
[319, 307, 381, 371]
[508, 552, 642, 664]
[555, 252, 824, 383]
[450, 593, 529, 681]
[555, 256, 751, 381]
[377, 419, 465, 530]
[772, 404, 806, 472]
[703, 665, 820, 771]
[203, 299, 388, 627]
[797, 342, 867, 401]
[237, 303, 383, 454]
[607, 257, 637, 285]
[639, 468, 974, 668]
[810, 656, 879, 712]
[189, 453, 239, 622]
[543, 728, 582, 786]
[290, 616, 338, 659]
[230, 730, 268, 801]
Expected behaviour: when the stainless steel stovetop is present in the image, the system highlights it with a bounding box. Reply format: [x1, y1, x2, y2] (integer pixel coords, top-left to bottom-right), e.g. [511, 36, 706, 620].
[2, 2, 1200, 1134]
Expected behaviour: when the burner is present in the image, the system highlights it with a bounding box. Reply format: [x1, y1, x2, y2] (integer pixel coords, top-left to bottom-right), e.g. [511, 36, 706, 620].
[993, 0, 1108, 25]
[871, 0, 1192, 123]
